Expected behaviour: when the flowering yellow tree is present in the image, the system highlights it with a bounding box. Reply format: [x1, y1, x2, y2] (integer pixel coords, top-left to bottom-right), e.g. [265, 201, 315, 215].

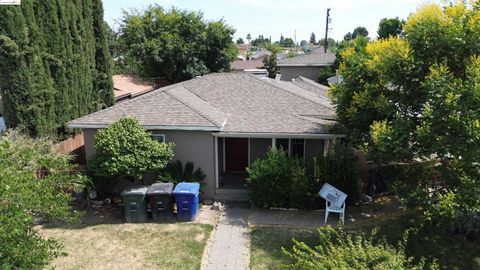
[331, 2, 480, 229]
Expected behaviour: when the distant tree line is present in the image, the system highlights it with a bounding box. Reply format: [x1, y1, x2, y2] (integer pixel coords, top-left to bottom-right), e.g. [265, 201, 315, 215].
[0, 0, 114, 137]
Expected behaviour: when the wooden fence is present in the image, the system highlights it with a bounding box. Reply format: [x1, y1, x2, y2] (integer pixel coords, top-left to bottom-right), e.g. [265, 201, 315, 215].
[55, 132, 86, 164]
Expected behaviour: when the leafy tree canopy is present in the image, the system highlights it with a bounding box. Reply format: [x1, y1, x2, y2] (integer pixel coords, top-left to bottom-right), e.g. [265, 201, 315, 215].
[331, 2, 480, 226]
[236, 37, 244, 44]
[352, 26, 369, 39]
[262, 43, 281, 78]
[318, 38, 337, 51]
[378, 17, 404, 39]
[251, 34, 271, 47]
[309, 32, 316, 44]
[89, 117, 175, 182]
[118, 6, 237, 83]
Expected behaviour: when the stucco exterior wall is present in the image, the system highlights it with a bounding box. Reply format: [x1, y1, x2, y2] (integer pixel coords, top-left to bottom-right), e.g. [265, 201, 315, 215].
[82, 127, 336, 200]
[279, 66, 324, 82]
[83, 128, 98, 158]
[162, 130, 216, 200]
[83, 128, 216, 200]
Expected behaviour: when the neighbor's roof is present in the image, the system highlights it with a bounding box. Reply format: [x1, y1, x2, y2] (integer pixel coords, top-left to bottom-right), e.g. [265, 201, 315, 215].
[68, 73, 337, 135]
[113, 74, 154, 100]
[231, 60, 264, 70]
[250, 49, 272, 60]
[278, 52, 335, 67]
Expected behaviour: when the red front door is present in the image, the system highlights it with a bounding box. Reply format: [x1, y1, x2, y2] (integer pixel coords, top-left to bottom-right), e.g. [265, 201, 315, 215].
[225, 138, 248, 172]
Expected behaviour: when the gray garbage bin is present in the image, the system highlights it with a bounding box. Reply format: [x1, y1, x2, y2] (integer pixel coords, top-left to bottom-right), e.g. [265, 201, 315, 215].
[120, 186, 149, 223]
[147, 182, 174, 221]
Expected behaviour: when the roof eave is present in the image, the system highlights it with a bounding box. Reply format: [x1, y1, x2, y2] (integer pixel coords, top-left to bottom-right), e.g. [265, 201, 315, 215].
[67, 123, 221, 131]
[212, 132, 346, 139]
[278, 63, 333, 67]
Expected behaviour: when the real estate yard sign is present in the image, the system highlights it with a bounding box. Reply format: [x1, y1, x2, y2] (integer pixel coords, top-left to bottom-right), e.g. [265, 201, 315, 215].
[0, 0, 20, 5]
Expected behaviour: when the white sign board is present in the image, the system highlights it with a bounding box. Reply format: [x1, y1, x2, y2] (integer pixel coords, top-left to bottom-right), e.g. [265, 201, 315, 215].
[319, 183, 347, 207]
[0, 0, 21, 5]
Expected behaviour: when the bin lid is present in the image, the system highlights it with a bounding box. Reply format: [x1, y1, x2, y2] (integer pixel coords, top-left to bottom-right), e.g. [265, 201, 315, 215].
[147, 182, 174, 195]
[172, 182, 200, 196]
[120, 185, 149, 196]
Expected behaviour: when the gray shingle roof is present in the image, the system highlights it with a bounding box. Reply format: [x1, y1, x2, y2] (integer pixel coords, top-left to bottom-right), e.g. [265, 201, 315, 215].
[68, 73, 337, 134]
[278, 52, 335, 66]
[292, 76, 330, 98]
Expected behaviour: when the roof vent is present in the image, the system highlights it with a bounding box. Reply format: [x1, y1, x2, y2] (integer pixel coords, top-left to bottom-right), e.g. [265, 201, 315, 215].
[275, 74, 282, 82]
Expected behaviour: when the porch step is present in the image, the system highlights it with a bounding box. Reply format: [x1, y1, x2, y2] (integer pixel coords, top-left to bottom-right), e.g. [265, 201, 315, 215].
[214, 189, 249, 202]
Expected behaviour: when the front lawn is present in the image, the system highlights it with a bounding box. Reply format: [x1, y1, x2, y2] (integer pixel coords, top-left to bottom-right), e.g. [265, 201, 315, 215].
[250, 213, 480, 270]
[39, 222, 212, 270]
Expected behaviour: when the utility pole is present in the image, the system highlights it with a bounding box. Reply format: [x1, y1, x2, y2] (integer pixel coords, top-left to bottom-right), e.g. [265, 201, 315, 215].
[324, 8, 331, 53]
[294, 30, 297, 53]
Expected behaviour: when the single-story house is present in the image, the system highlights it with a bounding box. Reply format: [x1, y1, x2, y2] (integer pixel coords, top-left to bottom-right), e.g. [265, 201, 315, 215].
[68, 73, 343, 201]
[278, 52, 336, 82]
[113, 74, 155, 102]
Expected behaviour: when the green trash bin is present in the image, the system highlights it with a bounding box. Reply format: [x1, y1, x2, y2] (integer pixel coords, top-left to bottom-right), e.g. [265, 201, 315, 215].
[121, 186, 149, 223]
[147, 182, 174, 221]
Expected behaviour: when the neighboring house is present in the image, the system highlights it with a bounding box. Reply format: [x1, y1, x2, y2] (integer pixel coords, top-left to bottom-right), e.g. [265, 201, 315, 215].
[113, 74, 155, 102]
[68, 73, 343, 201]
[277, 52, 336, 82]
[249, 49, 272, 61]
[231, 59, 264, 72]
[236, 44, 252, 60]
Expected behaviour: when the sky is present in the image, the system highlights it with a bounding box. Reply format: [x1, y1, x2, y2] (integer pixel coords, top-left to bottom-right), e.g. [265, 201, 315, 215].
[103, 0, 444, 42]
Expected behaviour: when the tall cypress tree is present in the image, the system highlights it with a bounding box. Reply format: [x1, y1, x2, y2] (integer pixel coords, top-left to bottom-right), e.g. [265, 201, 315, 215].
[0, 0, 113, 136]
[92, 0, 114, 109]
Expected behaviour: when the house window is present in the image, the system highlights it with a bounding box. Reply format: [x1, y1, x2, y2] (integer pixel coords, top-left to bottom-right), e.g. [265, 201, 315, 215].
[275, 138, 305, 158]
[290, 139, 305, 158]
[150, 130, 166, 143]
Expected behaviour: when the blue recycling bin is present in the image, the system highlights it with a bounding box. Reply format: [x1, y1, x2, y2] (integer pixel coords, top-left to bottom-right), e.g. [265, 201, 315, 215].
[173, 182, 200, 221]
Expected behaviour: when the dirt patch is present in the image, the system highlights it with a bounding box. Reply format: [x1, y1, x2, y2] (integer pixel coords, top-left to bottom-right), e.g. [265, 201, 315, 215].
[195, 233, 205, 242]
[196, 205, 220, 225]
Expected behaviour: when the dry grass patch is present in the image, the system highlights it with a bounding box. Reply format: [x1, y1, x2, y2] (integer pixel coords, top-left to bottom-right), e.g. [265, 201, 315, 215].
[38, 222, 213, 270]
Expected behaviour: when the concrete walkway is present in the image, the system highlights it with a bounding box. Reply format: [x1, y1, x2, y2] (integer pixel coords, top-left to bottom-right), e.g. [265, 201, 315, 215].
[204, 205, 250, 270]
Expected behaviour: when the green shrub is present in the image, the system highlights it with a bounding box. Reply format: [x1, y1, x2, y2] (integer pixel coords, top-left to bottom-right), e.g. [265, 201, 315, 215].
[247, 144, 359, 209]
[88, 117, 175, 183]
[246, 148, 308, 208]
[282, 226, 437, 270]
[160, 160, 206, 192]
[0, 130, 81, 268]
[318, 65, 336, 85]
[309, 143, 359, 202]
